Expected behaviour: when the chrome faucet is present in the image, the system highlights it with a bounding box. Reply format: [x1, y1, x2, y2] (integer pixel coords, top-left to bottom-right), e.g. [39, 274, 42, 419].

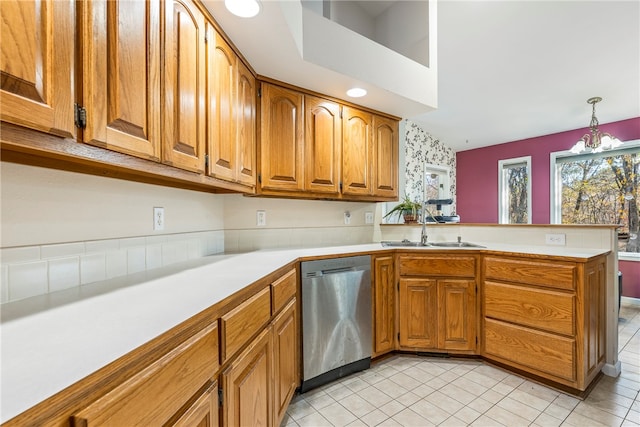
[421, 203, 428, 245]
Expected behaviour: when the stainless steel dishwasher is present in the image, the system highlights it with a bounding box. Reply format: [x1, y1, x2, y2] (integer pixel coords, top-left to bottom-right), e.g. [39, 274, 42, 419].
[300, 255, 371, 392]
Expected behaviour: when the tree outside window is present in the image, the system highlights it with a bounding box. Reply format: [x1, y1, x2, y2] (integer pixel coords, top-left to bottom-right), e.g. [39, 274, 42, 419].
[556, 149, 639, 253]
[498, 157, 532, 224]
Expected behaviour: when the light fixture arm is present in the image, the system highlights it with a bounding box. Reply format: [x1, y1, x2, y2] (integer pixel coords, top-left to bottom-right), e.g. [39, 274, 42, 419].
[571, 96, 622, 154]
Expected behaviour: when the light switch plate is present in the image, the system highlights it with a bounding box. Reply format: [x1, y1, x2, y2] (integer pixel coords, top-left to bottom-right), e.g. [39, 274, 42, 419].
[545, 233, 566, 245]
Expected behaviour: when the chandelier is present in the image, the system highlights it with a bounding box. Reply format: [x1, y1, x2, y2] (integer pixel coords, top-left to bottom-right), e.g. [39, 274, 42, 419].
[570, 97, 622, 154]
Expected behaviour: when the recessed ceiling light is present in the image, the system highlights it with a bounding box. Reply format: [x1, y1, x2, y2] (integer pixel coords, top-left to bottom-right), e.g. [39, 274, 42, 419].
[225, 0, 261, 18]
[346, 87, 367, 98]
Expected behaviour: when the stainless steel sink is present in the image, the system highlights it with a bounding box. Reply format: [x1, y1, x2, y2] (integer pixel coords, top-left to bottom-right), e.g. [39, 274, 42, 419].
[429, 242, 485, 248]
[381, 240, 428, 247]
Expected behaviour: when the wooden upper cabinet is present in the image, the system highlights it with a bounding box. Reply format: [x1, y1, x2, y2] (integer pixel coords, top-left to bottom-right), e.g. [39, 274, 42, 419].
[304, 95, 341, 195]
[373, 115, 399, 199]
[207, 26, 236, 182]
[80, 0, 161, 160]
[236, 60, 257, 188]
[162, 0, 206, 173]
[1, 0, 75, 138]
[342, 106, 373, 196]
[259, 83, 304, 191]
[206, 26, 256, 190]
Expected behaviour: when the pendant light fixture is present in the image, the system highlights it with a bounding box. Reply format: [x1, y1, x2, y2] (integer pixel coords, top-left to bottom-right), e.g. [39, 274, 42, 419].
[570, 97, 622, 154]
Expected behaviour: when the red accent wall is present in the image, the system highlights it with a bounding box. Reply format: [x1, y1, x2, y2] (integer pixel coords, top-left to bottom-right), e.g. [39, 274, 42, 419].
[456, 117, 640, 297]
[456, 117, 640, 223]
[620, 261, 640, 299]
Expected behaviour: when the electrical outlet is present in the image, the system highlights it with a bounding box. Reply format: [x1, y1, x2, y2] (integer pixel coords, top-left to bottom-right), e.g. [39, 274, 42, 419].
[256, 210, 266, 226]
[365, 212, 374, 224]
[545, 233, 566, 245]
[344, 211, 351, 225]
[153, 207, 164, 231]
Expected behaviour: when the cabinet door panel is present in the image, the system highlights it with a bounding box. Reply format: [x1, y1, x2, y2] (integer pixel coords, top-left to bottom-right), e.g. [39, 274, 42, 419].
[273, 299, 298, 427]
[374, 256, 395, 356]
[373, 116, 398, 198]
[305, 95, 340, 194]
[236, 60, 256, 187]
[81, 0, 160, 159]
[170, 382, 218, 427]
[207, 28, 236, 181]
[438, 279, 476, 351]
[1, 0, 75, 137]
[399, 278, 437, 348]
[342, 106, 372, 196]
[222, 327, 272, 427]
[259, 83, 304, 191]
[163, 0, 205, 172]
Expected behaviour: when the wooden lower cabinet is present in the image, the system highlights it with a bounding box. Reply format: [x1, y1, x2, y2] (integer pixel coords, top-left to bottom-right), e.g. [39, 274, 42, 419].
[482, 254, 607, 391]
[170, 382, 219, 427]
[399, 278, 437, 349]
[221, 270, 299, 427]
[398, 277, 476, 351]
[221, 326, 273, 427]
[72, 322, 219, 426]
[438, 279, 476, 351]
[273, 299, 299, 426]
[373, 255, 395, 356]
[397, 254, 477, 353]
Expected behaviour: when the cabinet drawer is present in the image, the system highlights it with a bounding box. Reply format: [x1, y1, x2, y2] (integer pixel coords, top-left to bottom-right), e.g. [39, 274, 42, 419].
[272, 269, 297, 313]
[484, 281, 575, 336]
[72, 323, 219, 426]
[484, 256, 575, 290]
[484, 318, 575, 382]
[220, 286, 271, 362]
[399, 255, 476, 277]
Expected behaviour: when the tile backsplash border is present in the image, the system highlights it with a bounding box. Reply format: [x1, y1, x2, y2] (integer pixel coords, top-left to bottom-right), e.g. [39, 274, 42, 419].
[1, 225, 375, 304]
[1, 230, 225, 304]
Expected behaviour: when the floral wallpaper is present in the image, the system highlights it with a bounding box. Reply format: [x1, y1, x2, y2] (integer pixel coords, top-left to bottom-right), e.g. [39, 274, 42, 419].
[404, 119, 457, 212]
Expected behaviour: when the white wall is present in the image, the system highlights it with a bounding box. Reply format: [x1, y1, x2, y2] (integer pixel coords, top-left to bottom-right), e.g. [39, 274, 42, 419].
[0, 162, 224, 247]
[0, 162, 378, 302]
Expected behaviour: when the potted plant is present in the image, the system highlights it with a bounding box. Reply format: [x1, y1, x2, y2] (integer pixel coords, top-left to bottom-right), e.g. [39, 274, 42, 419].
[384, 194, 422, 223]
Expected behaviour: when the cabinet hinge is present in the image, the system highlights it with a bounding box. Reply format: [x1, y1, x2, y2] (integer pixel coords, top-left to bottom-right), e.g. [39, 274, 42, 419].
[205, 154, 209, 168]
[257, 86, 262, 98]
[397, 332, 400, 341]
[339, 106, 343, 119]
[218, 387, 223, 406]
[258, 173, 262, 184]
[74, 103, 87, 129]
[339, 181, 343, 191]
[397, 281, 399, 291]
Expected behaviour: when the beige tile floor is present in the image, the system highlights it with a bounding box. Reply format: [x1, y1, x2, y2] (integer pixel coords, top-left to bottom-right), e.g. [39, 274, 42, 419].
[283, 300, 640, 427]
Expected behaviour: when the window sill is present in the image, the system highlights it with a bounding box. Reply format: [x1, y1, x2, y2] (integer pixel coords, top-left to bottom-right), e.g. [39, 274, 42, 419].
[619, 252, 640, 262]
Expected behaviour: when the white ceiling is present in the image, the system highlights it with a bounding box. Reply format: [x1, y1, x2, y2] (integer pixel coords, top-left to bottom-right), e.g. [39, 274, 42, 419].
[203, 1, 640, 152]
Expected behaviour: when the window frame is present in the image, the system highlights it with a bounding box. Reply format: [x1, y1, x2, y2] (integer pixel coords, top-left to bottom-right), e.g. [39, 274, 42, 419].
[550, 139, 640, 260]
[498, 156, 532, 224]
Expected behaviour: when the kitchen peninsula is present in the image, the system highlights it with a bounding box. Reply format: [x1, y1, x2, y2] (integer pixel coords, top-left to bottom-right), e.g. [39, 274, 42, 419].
[1, 234, 614, 426]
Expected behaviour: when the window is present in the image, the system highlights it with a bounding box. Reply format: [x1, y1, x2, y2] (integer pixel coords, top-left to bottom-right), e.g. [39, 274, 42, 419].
[498, 157, 532, 224]
[551, 141, 640, 255]
[424, 164, 451, 215]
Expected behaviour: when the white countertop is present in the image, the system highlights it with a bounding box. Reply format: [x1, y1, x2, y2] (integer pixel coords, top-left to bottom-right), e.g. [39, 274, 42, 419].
[0, 243, 608, 423]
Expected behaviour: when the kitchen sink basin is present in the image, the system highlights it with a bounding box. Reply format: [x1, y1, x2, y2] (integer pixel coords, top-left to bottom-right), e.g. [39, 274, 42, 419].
[429, 241, 485, 248]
